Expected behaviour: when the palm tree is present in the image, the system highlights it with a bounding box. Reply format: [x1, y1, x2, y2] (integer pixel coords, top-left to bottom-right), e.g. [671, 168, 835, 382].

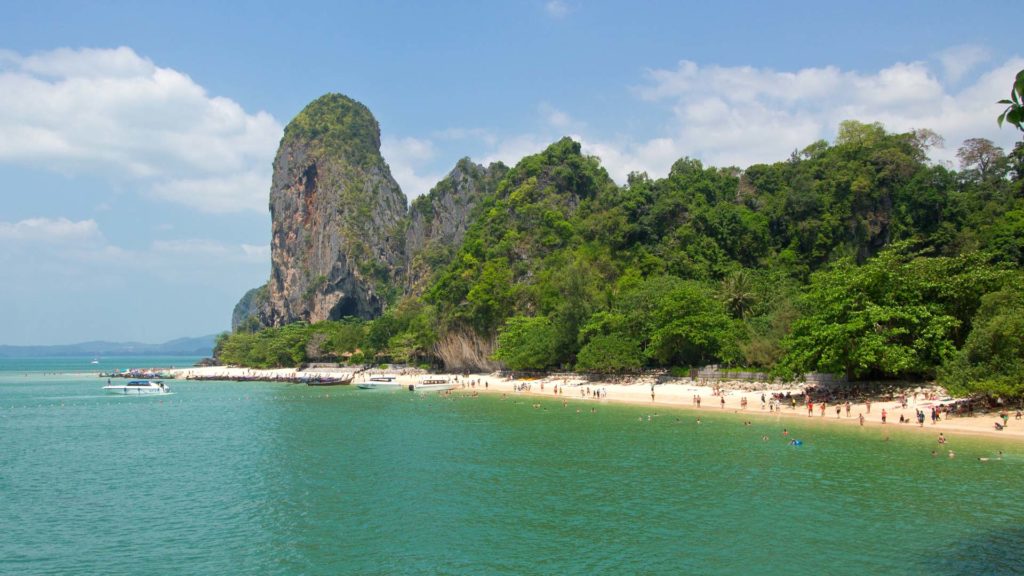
[721, 269, 758, 320]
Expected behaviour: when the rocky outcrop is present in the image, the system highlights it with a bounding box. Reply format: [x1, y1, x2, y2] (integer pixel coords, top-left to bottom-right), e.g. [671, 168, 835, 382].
[231, 93, 512, 367]
[231, 285, 268, 331]
[403, 158, 507, 294]
[432, 327, 501, 372]
[261, 94, 407, 326]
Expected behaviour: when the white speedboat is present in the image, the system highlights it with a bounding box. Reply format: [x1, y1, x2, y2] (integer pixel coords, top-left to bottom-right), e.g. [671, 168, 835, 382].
[355, 376, 402, 390]
[411, 378, 457, 392]
[103, 380, 170, 395]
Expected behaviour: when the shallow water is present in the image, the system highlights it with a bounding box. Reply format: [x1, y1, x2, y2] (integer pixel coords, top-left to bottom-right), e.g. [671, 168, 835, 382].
[2, 358, 1021, 575]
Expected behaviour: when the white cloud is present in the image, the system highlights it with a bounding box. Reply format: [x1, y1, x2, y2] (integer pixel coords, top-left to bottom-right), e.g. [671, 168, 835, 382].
[437, 54, 1023, 186]
[0, 217, 102, 243]
[481, 133, 559, 167]
[434, 127, 498, 146]
[150, 169, 270, 213]
[0, 216, 268, 268]
[539, 102, 578, 130]
[585, 55, 1024, 180]
[0, 47, 281, 213]
[381, 135, 445, 199]
[240, 244, 271, 262]
[937, 45, 991, 84]
[544, 0, 570, 18]
[153, 238, 270, 263]
[333, 51, 1024, 205]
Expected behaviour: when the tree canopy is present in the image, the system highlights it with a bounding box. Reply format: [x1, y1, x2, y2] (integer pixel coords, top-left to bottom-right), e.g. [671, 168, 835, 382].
[218, 122, 1024, 398]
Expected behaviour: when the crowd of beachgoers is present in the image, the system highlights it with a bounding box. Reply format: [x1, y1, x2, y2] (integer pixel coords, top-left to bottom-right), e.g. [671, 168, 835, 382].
[150, 364, 1024, 441]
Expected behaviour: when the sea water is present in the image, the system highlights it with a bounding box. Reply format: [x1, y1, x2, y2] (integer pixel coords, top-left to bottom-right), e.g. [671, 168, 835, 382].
[1, 358, 1021, 575]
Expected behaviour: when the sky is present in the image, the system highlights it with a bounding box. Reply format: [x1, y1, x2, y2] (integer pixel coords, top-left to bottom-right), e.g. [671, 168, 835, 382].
[0, 0, 1021, 345]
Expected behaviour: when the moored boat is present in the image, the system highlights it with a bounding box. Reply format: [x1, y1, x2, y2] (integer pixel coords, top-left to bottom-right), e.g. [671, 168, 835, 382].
[355, 376, 402, 390]
[102, 380, 170, 395]
[410, 378, 457, 392]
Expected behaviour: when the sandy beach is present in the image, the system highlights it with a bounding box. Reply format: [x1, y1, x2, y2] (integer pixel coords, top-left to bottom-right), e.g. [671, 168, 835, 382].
[168, 365, 1024, 442]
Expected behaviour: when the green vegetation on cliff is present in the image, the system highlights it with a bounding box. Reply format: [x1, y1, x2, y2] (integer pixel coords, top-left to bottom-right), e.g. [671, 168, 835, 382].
[284, 93, 382, 168]
[222, 120, 1024, 398]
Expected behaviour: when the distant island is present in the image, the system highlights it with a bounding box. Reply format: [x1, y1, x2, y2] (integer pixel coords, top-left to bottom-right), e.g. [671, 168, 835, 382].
[0, 335, 217, 357]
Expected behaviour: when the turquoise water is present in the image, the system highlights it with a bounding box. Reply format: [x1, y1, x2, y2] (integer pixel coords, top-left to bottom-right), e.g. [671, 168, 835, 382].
[2, 358, 1022, 575]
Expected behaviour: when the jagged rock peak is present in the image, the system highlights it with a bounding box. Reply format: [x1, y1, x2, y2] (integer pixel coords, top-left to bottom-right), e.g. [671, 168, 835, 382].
[404, 158, 508, 294]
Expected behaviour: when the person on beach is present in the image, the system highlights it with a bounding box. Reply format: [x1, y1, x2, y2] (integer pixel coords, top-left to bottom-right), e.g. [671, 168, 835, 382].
[720, 396, 725, 409]
[696, 395, 701, 407]
[845, 401, 851, 417]
[807, 401, 813, 417]
[881, 409, 887, 424]
[820, 402, 826, 417]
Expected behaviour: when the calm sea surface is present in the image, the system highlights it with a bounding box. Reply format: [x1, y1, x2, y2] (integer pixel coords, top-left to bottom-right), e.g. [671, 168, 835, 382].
[1, 357, 1022, 575]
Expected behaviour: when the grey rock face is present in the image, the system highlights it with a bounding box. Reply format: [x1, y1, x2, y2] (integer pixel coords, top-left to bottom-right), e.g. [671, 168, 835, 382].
[260, 94, 407, 326]
[403, 159, 507, 295]
[232, 94, 508, 359]
[231, 285, 268, 331]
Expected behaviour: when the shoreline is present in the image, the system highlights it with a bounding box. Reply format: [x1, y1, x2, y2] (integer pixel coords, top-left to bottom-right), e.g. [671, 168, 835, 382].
[167, 365, 1024, 443]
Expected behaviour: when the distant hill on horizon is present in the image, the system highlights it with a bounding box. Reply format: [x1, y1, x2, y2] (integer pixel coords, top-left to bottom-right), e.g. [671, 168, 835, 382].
[0, 335, 217, 357]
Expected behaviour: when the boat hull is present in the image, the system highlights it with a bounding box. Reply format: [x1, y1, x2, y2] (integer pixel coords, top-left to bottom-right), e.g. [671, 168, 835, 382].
[103, 387, 169, 395]
[356, 382, 403, 390]
[102, 380, 169, 395]
[411, 382, 457, 392]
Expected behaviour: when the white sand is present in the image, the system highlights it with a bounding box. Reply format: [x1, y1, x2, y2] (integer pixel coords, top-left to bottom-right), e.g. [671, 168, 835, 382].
[169, 366, 1024, 441]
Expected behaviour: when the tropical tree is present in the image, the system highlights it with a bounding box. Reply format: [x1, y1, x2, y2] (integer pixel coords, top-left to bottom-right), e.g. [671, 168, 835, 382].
[493, 315, 560, 371]
[778, 246, 1005, 380]
[997, 69, 1024, 132]
[575, 334, 644, 373]
[940, 281, 1024, 398]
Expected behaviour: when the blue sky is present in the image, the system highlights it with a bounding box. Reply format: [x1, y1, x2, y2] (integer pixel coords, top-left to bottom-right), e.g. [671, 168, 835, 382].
[1, 0, 1021, 345]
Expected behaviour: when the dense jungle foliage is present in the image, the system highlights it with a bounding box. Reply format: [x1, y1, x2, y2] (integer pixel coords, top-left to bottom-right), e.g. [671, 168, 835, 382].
[217, 119, 1024, 398]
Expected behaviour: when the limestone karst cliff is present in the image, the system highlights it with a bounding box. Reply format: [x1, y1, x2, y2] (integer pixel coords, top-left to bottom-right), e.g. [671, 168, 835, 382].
[233, 93, 500, 332]
[259, 93, 407, 326]
[403, 158, 508, 295]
